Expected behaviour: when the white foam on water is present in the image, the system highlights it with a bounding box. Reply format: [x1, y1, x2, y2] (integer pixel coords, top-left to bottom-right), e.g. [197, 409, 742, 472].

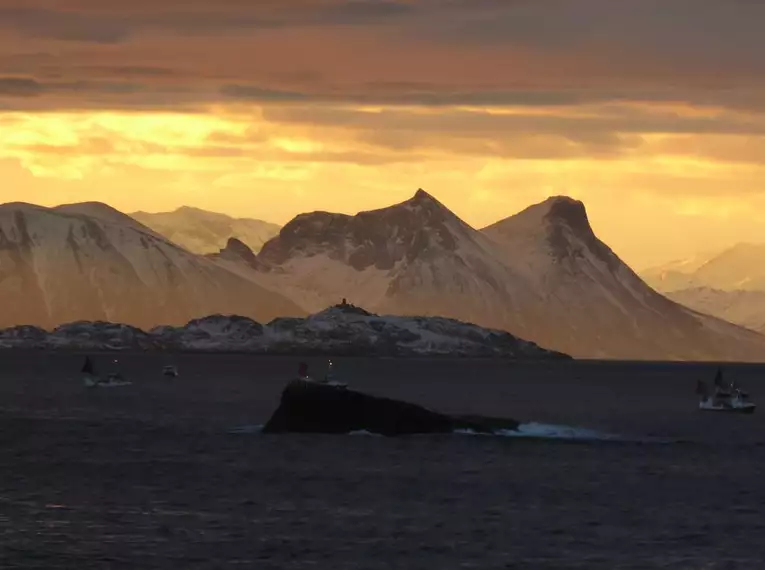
[513, 422, 622, 441]
[455, 422, 622, 441]
[348, 430, 383, 437]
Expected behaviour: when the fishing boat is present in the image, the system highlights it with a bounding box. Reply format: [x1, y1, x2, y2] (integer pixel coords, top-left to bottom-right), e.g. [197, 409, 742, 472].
[323, 359, 348, 389]
[82, 356, 133, 388]
[162, 365, 179, 377]
[295, 360, 347, 389]
[697, 368, 755, 414]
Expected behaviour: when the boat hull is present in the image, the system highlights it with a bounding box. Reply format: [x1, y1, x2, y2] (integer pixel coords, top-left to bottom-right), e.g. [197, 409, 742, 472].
[699, 403, 756, 414]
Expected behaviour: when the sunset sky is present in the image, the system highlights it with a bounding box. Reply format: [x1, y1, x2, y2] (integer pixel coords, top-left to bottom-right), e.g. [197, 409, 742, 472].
[2, 0, 765, 268]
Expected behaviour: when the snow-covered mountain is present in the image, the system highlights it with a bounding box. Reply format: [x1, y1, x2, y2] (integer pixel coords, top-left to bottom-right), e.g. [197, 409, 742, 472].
[640, 254, 714, 292]
[254, 189, 536, 319]
[131, 206, 280, 255]
[665, 287, 765, 335]
[0, 202, 303, 330]
[237, 190, 765, 361]
[642, 243, 765, 292]
[481, 196, 765, 359]
[5, 194, 765, 361]
[0, 304, 568, 359]
[641, 244, 765, 336]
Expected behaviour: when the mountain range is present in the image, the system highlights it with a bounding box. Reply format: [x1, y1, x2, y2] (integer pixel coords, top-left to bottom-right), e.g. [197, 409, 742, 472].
[131, 206, 280, 255]
[641, 243, 765, 334]
[1, 191, 764, 361]
[0, 201, 301, 330]
[223, 190, 765, 361]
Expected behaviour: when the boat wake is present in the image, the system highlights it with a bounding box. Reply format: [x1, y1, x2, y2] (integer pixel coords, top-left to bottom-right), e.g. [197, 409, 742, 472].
[455, 422, 622, 441]
[461, 422, 682, 444]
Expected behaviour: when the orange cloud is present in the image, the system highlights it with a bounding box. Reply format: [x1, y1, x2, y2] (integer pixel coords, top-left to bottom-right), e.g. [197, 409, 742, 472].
[1, 0, 765, 270]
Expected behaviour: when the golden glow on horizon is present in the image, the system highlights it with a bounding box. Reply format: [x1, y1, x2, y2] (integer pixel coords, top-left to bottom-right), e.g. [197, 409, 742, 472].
[2, 106, 765, 269]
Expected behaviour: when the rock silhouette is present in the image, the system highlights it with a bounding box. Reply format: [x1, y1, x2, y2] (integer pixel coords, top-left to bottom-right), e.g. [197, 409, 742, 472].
[262, 380, 520, 436]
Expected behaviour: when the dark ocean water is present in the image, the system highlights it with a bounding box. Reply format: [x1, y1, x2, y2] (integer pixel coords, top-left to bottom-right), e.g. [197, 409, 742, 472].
[0, 353, 763, 569]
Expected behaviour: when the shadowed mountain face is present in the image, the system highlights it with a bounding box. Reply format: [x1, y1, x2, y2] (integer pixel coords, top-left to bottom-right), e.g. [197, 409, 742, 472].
[245, 191, 765, 361]
[0, 203, 303, 330]
[259, 189, 473, 270]
[131, 206, 280, 255]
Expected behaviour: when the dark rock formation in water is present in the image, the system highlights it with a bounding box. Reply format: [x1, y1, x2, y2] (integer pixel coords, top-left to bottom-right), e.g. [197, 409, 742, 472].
[262, 380, 520, 436]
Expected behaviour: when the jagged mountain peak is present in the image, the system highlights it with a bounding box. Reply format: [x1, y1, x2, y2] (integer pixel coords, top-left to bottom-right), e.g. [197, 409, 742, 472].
[381, 188, 457, 221]
[222, 237, 254, 256]
[272, 188, 458, 235]
[217, 237, 262, 266]
[407, 188, 446, 207]
[259, 189, 475, 270]
[206, 236, 271, 272]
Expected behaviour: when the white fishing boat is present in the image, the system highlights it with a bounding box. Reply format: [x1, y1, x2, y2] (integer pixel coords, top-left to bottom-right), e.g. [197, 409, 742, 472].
[697, 369, 755, 414]
[82, 357, 133, 388]
[162, 365, 179, 377]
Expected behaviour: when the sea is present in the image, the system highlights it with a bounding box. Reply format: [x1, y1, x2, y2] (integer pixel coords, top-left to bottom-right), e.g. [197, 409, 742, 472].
[0, 353, 763, 569]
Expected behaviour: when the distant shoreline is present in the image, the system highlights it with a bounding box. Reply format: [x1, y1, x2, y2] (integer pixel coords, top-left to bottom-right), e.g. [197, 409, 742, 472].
[0, 346, 571, 361]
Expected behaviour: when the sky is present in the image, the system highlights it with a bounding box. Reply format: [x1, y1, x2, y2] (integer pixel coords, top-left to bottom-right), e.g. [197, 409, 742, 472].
[2, 0, 765, 269]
